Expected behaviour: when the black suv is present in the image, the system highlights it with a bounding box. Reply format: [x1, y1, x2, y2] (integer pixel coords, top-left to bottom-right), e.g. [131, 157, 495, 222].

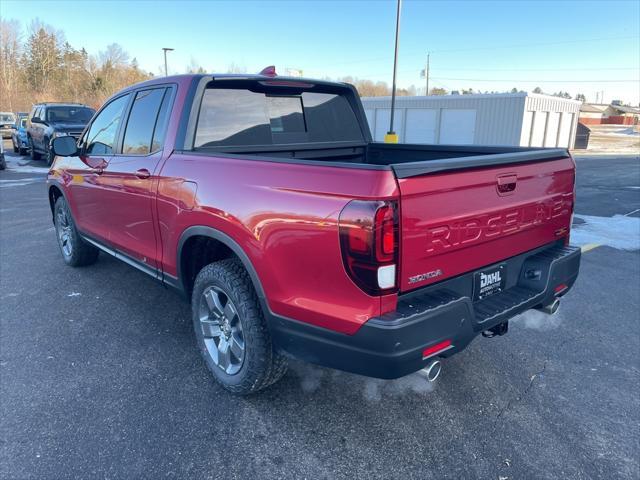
[27, 103, 95, 165]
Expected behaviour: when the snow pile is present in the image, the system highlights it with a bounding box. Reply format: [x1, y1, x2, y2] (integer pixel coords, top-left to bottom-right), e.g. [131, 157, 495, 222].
[571, 214, 640, 251]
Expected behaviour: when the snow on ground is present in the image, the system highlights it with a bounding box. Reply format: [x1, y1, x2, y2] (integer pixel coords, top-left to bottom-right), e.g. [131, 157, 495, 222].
[3, 154, 49, 174]
[572, 214, 640, 251]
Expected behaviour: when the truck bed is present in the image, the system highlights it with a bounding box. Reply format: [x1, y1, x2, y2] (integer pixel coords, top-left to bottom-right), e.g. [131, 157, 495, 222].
[205, 142, 570, 178]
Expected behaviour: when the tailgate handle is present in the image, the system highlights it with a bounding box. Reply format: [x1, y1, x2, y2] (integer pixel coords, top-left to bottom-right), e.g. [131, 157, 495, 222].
[496, 174, 517, 195]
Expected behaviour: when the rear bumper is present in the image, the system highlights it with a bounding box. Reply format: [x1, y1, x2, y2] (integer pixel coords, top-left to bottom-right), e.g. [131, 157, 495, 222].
[270, 243, 580, 379]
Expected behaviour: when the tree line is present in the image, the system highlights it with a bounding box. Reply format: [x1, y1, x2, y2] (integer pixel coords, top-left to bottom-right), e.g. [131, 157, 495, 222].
[1, 19, 151, 112]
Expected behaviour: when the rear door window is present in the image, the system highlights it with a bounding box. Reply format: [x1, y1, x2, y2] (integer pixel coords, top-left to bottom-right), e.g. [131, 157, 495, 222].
[122, 88, 167, 155]
[194, 88, 363, 148]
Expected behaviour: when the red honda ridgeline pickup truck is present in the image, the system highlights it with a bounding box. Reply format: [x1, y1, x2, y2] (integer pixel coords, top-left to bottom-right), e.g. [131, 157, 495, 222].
[48, 73, 580, 394]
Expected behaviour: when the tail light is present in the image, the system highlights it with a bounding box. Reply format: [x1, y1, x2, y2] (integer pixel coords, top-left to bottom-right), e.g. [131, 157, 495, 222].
[338, 200, 399, 295]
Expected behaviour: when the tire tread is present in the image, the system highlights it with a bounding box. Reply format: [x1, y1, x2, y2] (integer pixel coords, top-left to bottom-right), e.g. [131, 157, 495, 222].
[192, 259, 287, 394]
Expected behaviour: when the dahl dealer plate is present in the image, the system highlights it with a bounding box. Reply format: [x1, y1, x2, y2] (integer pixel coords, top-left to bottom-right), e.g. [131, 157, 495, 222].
[473, 264, 506, 301]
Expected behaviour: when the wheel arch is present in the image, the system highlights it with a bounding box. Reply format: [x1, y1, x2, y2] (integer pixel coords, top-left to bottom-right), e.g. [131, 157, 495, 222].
[176, 226, 268, 309]
[48, 184, 65, 219]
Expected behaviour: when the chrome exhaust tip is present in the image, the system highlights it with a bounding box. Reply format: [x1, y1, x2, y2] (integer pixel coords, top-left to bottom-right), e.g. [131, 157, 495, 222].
[418, 360, 442, 383]
[538, 298, 560, 315]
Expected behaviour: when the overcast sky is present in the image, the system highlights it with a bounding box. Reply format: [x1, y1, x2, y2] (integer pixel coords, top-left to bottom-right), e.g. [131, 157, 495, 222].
[3, 0, 639, 104]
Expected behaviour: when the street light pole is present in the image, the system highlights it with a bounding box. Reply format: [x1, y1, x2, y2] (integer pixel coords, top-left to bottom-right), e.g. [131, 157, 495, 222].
[162, 48, 174, 76]
[425, 52, 430, 96]
[385, 0, 402, 144]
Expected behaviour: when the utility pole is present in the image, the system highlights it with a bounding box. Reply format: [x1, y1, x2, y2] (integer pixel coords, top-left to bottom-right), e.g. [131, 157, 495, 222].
[425, 52, 430, 96]
[162, 47, 174, 76]
[385, 0, 402, 143]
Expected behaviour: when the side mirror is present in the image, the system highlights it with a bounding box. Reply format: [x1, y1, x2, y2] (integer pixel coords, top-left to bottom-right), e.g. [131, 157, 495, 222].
[31, 116, 42, 123]
[51, 136, 78, 157]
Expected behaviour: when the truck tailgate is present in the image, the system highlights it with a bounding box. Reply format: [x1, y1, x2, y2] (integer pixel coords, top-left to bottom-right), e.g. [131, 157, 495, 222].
[397, 156, 575, 292]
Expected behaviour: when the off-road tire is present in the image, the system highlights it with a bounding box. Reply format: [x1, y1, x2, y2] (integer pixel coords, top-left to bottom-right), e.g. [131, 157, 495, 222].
[192, 258, 288, 394]
[54, 197, 99, 267]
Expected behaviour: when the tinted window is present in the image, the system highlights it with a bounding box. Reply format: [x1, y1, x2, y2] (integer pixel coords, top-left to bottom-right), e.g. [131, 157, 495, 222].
[46, 106, 95, 124]
[194, 88, 363, 148]
[122, 88, 166, 154]
[151, 89, 172, 153]
[86, 95, 129, 155]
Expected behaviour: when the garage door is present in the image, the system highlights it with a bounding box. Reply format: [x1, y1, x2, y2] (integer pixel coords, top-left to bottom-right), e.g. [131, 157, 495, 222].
[439, 109, 476, 144]
[404, 109, 437, 144]
[545, 112, 560, 147]
[520, 111, 534, 146]
[364, 110, 374, 137]
[557, 113, 574, 148]
[374, 109, 404, 142]
[530, 111, 548, 147]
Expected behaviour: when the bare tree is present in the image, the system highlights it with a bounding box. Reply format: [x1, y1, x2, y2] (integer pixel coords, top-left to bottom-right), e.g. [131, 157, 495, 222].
[0, 19, 22, 111]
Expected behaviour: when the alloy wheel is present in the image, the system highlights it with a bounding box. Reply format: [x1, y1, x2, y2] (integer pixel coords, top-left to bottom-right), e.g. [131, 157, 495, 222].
[198, 286, 245, 375]
[56, 208, 73, 257]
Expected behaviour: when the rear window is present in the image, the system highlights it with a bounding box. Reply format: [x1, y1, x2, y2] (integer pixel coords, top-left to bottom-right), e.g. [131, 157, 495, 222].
[194, 88, 364, 148]
[46, 106, 95, 124]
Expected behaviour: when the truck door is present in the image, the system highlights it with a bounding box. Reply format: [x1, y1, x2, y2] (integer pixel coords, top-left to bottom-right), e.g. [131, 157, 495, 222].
[96, 87, 172, 270]
[70, 94, 131, 243]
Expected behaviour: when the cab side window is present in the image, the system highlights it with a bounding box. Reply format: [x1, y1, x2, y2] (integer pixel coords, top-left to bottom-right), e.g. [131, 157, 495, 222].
[85, 94, 130, 155]
[122, 88, 167, 155]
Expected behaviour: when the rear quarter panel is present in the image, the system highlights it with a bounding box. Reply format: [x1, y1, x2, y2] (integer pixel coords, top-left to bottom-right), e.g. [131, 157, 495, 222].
[157, 154, 399, 334]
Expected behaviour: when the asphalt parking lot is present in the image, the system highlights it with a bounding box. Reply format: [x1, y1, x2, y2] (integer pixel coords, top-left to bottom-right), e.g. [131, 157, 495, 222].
[1, 142, 639, 479]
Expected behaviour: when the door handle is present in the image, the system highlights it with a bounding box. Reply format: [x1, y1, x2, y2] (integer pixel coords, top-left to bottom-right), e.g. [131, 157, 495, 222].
[496, 174, 517, 195]
[135, 168, 151, 179]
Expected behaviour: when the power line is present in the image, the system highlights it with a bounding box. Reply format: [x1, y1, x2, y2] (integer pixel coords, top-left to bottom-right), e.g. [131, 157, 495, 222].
[424, 35, 638, 54]
[322, 35, 639, 66]
[431, 76, 640, 83]
[432, 66, 638, 72]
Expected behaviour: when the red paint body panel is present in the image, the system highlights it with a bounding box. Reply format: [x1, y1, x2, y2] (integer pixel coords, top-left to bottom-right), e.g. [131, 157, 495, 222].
[156, 153, 399, 334]
[398, 158, 575, 291]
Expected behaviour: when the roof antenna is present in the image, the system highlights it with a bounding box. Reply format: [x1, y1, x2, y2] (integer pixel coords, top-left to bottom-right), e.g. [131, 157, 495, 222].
[259, 66, 277, 77]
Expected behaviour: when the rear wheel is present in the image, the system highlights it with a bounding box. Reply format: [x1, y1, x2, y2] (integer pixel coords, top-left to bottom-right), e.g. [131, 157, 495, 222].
[54, 197, 99, 267]
[192, 259, 287, 394]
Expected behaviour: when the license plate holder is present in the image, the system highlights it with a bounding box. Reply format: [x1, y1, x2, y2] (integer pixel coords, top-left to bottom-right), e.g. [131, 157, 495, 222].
[473, 264, 506, 301]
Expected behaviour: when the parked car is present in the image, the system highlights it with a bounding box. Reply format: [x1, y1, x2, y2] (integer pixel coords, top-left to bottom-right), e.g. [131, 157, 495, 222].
[0, 112, 16, 139]
[27, 103, 95, 165]
[0, 138, 5, 170]
[47, 73, 581, 394]
[11, 114, 29, 155]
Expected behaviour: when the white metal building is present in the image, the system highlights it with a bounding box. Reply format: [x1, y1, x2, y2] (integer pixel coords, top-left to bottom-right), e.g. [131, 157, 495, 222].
[361, 93, 582, 148]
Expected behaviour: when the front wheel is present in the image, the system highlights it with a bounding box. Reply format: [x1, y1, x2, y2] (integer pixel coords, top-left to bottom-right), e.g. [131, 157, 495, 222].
[192, 259, 287, 394]
[45, 142, 55, 166]
[12, 138, 18, 153]
[54, 197, 99, 267]
[28, 137, 41, 160]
